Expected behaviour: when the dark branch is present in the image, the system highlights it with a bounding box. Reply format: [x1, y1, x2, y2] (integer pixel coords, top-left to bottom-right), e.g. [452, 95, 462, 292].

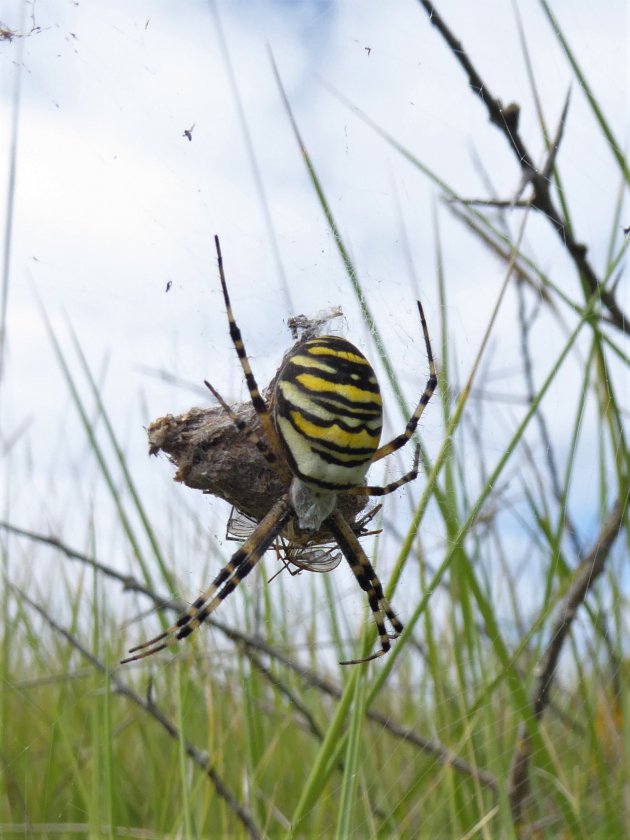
[418, 0, 629, 335]
[506, 493, 628, 825]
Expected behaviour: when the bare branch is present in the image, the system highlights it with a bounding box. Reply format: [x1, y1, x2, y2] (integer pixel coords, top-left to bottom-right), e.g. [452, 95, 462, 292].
[418, 0, 629, 335]
[507, 492, 628, 825]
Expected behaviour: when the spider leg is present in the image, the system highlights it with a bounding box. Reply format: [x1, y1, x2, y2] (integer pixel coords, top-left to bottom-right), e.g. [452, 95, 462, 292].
[121, 498, 293, 664]
[326, 510, 403, 666]
[347, 446, 420, 497]
[214, 235, 281, 457]
[371, 301, 437, 463]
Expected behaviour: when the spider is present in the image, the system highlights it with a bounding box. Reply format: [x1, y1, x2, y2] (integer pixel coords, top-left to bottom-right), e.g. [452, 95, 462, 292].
[122, 235, 436, 666]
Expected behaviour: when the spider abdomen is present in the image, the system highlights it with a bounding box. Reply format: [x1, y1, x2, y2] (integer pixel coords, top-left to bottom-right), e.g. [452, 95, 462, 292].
[273, 336, 383, 491]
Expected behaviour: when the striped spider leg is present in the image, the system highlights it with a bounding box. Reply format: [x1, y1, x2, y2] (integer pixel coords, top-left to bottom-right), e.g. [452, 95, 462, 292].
[122, 235, 436, 666]
[122, 498, 294, 662]
[226, 502, 384, 584]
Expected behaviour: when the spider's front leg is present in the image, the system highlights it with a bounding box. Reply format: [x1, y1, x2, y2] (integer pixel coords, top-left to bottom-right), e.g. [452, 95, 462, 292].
[371, 300, 437, 463]
[214, 235, 280, 455]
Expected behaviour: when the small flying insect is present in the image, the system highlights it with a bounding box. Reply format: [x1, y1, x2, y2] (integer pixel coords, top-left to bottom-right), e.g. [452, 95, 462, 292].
[225, 502, 384, 583]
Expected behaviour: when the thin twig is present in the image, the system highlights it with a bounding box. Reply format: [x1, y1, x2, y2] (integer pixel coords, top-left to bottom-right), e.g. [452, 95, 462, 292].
[515, 275, 582, 558]
[448, 197, 532, 209]
[243, 647, 325, 743]
[444, 203, 555, 308]
[506, 492, 628, 825]
[418, 0, 629, 335]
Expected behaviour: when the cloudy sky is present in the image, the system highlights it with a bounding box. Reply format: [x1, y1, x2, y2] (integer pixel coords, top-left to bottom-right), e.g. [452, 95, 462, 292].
[1, 1, 627, 624]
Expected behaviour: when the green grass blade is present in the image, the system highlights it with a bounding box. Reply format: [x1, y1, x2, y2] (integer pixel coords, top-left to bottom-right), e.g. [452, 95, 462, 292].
[335, 663, 368, 839]
[68, 325, 175, 590]
[538, 0, 630, 185]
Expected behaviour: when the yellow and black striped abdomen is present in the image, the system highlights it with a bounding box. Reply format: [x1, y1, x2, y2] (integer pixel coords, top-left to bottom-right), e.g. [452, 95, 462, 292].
[273, 336, 382, 491]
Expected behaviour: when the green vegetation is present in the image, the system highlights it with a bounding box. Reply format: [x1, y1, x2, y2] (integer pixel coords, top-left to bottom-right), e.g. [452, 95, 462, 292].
[1, 3, 628, 838]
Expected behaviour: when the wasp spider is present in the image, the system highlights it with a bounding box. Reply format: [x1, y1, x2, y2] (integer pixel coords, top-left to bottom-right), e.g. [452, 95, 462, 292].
[123, 235, 436, 665]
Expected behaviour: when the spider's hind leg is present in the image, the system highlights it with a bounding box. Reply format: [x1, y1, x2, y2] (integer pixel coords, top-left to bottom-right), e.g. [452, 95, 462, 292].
[326, 510, 403, 666]
[347, 446, 420, 497]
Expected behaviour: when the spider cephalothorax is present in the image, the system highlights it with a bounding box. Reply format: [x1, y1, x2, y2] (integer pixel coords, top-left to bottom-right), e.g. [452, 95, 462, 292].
[123, 235, 436, 666]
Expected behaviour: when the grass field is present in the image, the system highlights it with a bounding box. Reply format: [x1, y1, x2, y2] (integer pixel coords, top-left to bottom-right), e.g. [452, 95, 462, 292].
[1, 2, 628, 838]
